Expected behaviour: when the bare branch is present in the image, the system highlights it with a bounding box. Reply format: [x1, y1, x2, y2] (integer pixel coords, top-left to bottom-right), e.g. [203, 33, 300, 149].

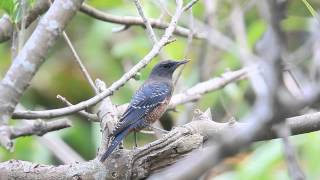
[169, 68, 247, 108]
[0, 117, 71, 152]
[10, 119, 71, 138]
[62, 32, 98, 94]
[274, 123, 306, 180]
[182, 0, 200, 12]
[56, 95, 99, 121]
[133, 0, 158, 44]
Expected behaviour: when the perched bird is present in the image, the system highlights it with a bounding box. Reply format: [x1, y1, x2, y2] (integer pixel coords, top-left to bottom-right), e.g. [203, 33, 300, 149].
[100, 60, 188, 162]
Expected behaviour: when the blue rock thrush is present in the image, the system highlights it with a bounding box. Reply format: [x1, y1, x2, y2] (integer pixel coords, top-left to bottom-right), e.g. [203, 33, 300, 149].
[100, 60, 188, 162]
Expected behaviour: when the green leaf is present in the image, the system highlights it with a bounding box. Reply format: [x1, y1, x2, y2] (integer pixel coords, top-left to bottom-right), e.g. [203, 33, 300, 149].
[0, 0, 15, 16]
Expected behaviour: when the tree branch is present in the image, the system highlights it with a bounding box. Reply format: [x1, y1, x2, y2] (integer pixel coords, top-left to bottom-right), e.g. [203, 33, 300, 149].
[62, 31, 98, 94]
[10, 119, 71, 139]
[133, 0, 158, 44]
[2, 109, 320, 179]
[274, 123, 305, 180]
[56, 95, 99, 121]
[169, 68, 247, 108]
[0, 119, 70, 153]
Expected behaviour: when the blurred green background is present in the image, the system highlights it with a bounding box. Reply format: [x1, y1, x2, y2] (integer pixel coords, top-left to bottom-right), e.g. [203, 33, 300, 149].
[1, 0, 320, 179]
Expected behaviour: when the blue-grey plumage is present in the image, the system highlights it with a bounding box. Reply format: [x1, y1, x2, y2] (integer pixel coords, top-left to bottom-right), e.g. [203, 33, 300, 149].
[100, 60, 189, 162]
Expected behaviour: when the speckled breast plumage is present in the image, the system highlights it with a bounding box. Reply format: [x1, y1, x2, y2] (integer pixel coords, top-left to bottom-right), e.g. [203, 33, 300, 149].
[145, 97, 171, 124]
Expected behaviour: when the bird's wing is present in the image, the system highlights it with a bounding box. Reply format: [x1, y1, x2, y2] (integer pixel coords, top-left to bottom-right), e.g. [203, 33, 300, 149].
[111, 82, 172, 137]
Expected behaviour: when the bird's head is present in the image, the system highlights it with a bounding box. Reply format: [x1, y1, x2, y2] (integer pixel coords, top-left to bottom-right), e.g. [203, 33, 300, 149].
[149, 60, 189, 80]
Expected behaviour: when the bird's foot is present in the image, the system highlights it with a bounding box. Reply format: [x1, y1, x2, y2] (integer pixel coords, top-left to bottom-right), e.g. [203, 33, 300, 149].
[119, 141, 124, 149]
[133, 131, 138, 148]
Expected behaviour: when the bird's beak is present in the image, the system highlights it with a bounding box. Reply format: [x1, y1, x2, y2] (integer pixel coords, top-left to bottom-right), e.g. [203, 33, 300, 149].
[176, 60, 190, 66]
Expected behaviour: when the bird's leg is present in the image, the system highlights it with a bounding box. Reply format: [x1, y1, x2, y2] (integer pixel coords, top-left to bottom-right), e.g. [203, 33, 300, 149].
[133, 130, 138, 148]
[119, 141, 124, 149]
[148, 125, 169, 134]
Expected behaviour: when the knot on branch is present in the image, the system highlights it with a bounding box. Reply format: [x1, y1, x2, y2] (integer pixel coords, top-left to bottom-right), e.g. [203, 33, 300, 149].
[32, 120, 47, 136]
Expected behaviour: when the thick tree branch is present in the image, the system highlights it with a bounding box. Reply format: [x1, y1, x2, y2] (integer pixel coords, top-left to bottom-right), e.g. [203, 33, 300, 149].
[1, 109, 320, 179]
[0, 119, 70, 153]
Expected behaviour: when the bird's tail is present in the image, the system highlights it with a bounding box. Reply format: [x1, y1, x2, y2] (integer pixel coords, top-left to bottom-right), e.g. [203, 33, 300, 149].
[100, 127, 130, 162]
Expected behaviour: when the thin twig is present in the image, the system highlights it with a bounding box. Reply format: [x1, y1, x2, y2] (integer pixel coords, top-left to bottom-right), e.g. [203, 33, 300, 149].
[182, 0, 200, 12]
[56, 95, 99, 122]
[274, 123, 306, 180]
[134, 0, 158, 44]
[174, 7, 194, 86]
[62, 31, 98, 94]
[169, 68, 248, 108]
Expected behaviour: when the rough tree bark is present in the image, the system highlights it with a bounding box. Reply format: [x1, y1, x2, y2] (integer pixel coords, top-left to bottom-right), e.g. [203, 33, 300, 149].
[1, 109, 320, 179]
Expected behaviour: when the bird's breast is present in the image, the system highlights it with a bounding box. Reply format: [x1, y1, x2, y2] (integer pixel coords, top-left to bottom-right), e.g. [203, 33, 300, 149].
[144, 97, 171, 125]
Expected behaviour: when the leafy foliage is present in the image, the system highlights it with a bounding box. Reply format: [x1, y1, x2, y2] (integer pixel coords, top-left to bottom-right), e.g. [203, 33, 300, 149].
[0, 0, 35, 22]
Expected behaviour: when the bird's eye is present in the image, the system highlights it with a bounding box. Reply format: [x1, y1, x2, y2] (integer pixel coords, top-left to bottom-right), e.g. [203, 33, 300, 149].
[163, 64, 170, 68]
